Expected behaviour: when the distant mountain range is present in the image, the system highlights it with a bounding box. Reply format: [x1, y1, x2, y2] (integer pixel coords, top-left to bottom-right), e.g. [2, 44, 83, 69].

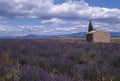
[0, 32, 120, 39]
[17, 32, 87, 38]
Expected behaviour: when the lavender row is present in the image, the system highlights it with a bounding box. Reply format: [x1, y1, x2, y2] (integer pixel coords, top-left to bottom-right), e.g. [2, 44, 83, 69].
[0, 39, 120, 81]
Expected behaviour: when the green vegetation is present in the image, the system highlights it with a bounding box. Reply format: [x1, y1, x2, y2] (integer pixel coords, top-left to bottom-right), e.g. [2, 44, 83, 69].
[88, 20, 94, 32]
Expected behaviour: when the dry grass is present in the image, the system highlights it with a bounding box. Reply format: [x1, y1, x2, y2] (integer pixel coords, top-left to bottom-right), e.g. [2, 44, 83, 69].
[55, 38, 86, 43]
[111, 38, 120, 43]
[55, 38, 120, 43]
[0, 38, 120, 43]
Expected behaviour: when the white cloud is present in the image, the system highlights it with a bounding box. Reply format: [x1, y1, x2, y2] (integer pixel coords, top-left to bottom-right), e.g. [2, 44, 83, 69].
[0, 21, 7, 24]
[0, 20, 120, 37]
[41, 18, 66, 24]
[0, 0, 120, 20]
[0, 25, 48, 36]
[0, 0, 120, 36]
[91, 21, 120, 32]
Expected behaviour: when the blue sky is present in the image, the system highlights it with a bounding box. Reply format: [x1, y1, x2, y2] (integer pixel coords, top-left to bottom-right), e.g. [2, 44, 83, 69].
[85, 0, 120, 8]
[0, 0, 120, 36]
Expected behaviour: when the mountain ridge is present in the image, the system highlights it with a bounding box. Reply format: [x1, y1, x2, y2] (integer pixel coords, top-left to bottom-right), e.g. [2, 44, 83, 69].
[0, 32, 120, 39]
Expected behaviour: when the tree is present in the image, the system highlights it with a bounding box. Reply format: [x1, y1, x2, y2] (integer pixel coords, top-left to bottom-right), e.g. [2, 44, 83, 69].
[88, 20, 93, 32]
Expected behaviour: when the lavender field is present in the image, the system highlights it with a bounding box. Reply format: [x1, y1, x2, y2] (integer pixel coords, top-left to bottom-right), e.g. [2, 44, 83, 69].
[0, 39, 120, 81]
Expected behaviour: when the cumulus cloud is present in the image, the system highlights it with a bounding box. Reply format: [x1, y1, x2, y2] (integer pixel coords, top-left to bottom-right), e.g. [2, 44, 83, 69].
[41, 18, 66, 25]
[0, 20, 120, 37]
[0, 0, 120, 36]
[0, 0, 120, 20]
[0, 0, 54, 19]
[0, 25, 48, 36]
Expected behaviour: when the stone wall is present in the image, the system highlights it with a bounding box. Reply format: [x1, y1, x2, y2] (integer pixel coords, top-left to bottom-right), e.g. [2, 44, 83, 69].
[86, 30, 110, 42]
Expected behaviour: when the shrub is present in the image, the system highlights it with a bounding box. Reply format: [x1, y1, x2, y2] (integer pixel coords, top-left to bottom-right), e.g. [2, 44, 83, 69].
[0, 54, 20, 81]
